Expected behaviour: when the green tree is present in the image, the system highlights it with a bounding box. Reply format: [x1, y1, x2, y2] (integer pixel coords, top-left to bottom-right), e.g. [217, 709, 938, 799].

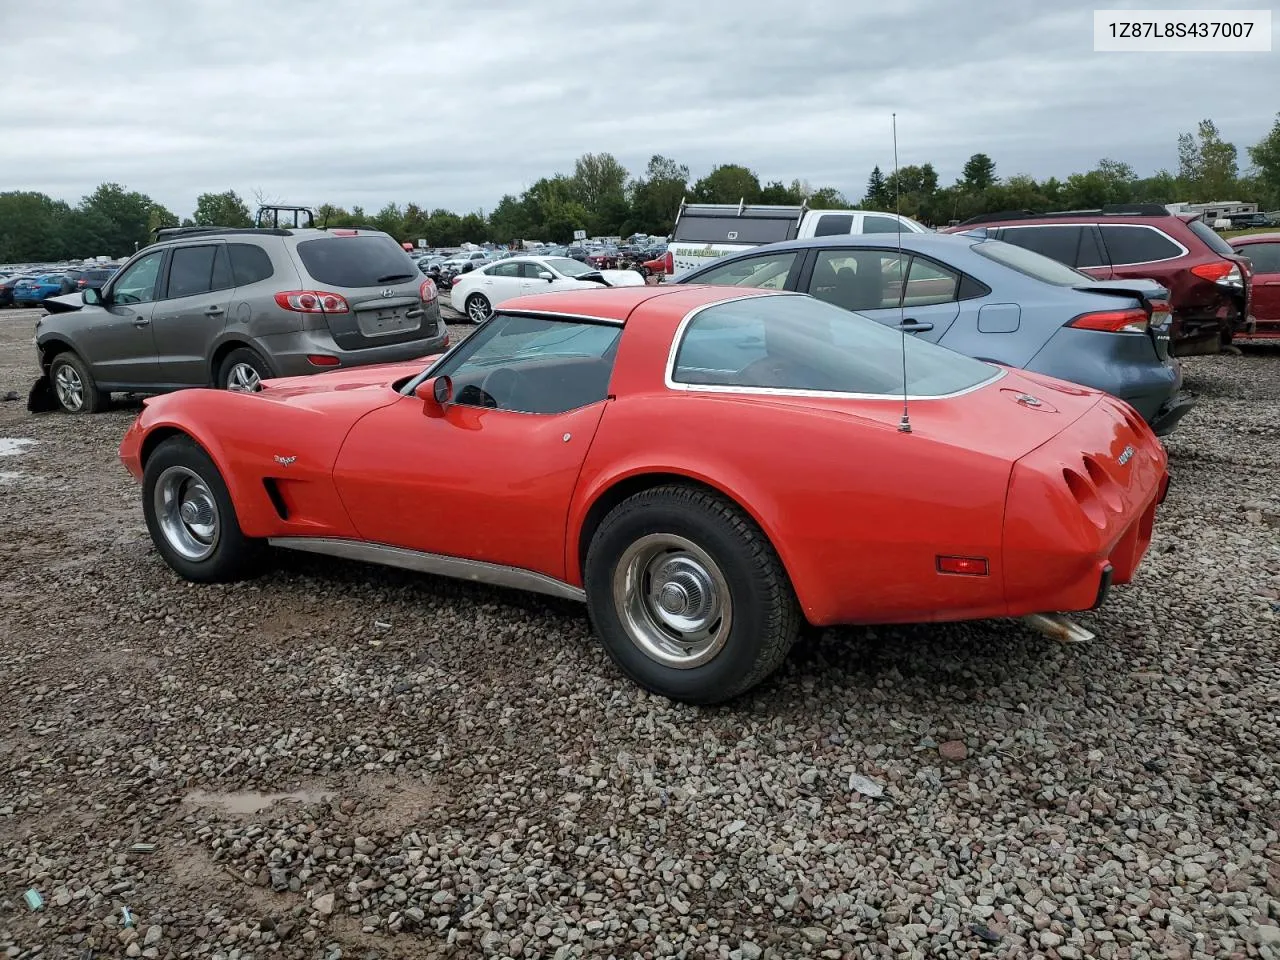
[863, 166, 888, 208]
[961, 153, 996, 191]
[80, 183, 157, 254]
[192, 190, 252, 228]
[1177, 120, 1239, 201]
[458, 212, 488, 242]
[0, 192, 72, 261]
[629, 155, 688, 234]
[147, 204, 179, 235]
[808, 186, 850, 208]
[569, 153, 629, 214]
[1247, 113, 1280, 206]
[371, 202, 405, 238]
[691, 164, 761, 204]
[488, 194, 532, 243]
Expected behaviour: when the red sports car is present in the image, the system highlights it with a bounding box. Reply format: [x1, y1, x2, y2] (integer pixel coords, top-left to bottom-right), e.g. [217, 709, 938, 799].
[1229, 233, 1280, 338]
[119, 286, 1169, 704]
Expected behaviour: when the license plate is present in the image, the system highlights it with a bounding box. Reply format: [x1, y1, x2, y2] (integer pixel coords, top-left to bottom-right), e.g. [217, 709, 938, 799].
[358, 309, 415, 336]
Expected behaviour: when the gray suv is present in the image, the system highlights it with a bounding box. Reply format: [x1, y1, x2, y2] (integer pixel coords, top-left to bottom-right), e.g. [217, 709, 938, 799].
[33, 224, 447, 413]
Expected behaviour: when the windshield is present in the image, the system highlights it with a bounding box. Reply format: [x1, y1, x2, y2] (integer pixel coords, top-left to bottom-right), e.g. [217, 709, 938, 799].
[672, 294, 999, 398]
[969, 239, 1094, 286]
[543, 257, 595, 278]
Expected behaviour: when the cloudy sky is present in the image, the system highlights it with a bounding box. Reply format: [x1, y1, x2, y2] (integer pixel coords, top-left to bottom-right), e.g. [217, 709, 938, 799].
[3, 0, 1276, 218]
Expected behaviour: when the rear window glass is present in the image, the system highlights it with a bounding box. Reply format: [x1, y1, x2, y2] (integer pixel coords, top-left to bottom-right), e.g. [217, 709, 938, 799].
[1186, 218, 1237, 257]
[970, 239, 1093, 286]
[1099, 225, 1184, 265]
[228, 243, 274, 286]
[674, 215, 796, 244]
[1238, 242, 1280, 273]
[295, 236, 417, 288]
[672, 294, 998, 398]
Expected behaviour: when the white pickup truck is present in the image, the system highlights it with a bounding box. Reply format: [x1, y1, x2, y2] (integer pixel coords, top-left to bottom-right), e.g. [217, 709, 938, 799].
[664, 201, 930, 276]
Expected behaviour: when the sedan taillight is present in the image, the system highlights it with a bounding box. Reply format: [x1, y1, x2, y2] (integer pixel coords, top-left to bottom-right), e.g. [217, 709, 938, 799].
[1067, 307, 1149, 334]
[273, 290, 350, 314]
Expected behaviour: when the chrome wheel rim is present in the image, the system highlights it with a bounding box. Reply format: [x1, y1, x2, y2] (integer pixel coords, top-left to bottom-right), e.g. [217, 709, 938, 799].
[612, 534, 732, 669]
[226, 362, 260, 392]
[154, 466, 220, 561]
[467, 296, 490, 323]
[54, 364, 83, 411]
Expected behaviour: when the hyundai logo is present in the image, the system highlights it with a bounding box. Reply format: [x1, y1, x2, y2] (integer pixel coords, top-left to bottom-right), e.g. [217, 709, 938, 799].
[1117, 444, 1135, 466]
[380, 288, 394, 298]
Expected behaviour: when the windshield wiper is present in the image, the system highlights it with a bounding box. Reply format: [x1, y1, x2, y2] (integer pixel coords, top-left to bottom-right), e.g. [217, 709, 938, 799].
[376, 273, 414, 283]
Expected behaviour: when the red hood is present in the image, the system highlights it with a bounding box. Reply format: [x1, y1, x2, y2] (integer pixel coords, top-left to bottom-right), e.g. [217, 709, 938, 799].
[256, 358, 439, 405]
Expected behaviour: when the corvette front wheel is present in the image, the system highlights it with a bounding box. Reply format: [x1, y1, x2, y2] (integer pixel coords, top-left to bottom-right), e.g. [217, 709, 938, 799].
[142, 436, 263, 583]
[584, 485, 801, 704]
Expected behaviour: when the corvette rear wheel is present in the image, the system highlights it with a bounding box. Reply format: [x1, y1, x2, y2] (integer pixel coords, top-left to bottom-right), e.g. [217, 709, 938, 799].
[142, 435, 263, 583]
[585, 485, 801, 704]
[465, 293, 493, 324]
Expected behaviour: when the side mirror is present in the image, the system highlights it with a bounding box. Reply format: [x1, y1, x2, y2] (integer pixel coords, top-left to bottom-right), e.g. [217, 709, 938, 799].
[415, 375, 452, 417]
[538, 271, 554, 282]
[82, 287, 102, 306]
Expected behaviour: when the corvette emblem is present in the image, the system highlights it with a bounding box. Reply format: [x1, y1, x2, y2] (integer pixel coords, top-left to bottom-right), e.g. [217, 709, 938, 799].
[1117, 445, 1135, 466]
[274, 455, 297, 466]
[1015, 393, 1042, 407]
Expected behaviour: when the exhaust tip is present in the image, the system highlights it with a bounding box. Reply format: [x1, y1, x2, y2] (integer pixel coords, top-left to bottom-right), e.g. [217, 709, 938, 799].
[1022, 613, 1096, 645]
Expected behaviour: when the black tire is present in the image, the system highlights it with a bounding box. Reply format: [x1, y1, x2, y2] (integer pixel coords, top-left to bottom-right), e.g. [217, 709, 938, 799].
[48, 351, 106, 414]
[142, 435, 264, 583]
[584, 485, 802, 704]
[465, 293, 492, 324]
[217, 347, 271, 392]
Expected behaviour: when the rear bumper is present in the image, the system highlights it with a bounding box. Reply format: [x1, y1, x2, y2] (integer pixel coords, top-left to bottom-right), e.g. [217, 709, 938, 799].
[1147, 391, 1196, 436]
[259, 322, 449, 378]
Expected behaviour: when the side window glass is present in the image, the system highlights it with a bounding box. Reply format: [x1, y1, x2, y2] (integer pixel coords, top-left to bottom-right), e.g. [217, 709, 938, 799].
[519, 262, 547, 279]
[489, 262, 519, 278]
[813, 214, 854, 237]
[998, 226, 1082, 266]
[862, 215, 906, 234]
[1076, 227, 1107, 268]
[901, 257, 959, 307]
[694, 251, 797, 290]
[1242, 242, 1280, 273]
[111, 251, 165, 304]
[165, 246, 218, 299]
[210, 246, 233, 292]
[1099, 225, 1183, 265]
[672, 310, 767, 382]
[439, 314, 621, 414]
[807, 250, 894, 312]
[228, 244, 274, 286]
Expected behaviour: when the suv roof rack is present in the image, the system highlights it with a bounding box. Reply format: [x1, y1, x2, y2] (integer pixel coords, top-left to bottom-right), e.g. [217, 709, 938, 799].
[958, 202, 1173, 227]
[256, 204, 315, 229]
[152, 225, 292, 241]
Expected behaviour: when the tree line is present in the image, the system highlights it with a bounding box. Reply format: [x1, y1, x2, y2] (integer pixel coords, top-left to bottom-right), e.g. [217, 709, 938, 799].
[4, 115, 1279, 264]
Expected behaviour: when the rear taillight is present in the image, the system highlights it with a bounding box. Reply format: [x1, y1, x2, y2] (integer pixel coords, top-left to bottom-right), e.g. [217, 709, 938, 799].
[274, 290, 350, 314]
[1067, 307, 1149, 334]
[1190, 260, 1243, 287]
[1148, 299, 1171, 326]
[419, 279, 437, 302]
[664, 251, 674, 274]
[307, 354, 340, 367]
[77, 279, 86, 288]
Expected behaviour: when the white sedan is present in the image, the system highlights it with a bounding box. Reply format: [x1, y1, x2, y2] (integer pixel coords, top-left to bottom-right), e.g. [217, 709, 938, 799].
[448, 255, 645, 323]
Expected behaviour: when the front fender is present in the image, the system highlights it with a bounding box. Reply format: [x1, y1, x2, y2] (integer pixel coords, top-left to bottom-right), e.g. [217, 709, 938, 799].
[118, 389, 373, 540]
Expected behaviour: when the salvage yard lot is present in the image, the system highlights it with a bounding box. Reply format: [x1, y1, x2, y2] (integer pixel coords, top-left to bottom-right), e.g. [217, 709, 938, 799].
[0, 308, 1278, 959]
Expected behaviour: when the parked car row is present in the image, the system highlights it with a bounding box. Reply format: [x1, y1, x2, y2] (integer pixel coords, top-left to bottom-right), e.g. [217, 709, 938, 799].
[1, 263, 121, 307]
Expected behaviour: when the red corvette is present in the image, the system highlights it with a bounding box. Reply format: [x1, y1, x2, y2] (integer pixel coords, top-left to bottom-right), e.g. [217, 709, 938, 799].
[119, 285, 1168, 704]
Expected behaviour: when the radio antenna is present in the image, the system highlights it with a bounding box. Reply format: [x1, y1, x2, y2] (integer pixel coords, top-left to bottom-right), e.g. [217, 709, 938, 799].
[893, 112, 911, 434]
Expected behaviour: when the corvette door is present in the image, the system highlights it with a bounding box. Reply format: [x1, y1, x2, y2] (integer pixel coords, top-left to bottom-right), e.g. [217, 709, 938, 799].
[333, 314, 623, 582]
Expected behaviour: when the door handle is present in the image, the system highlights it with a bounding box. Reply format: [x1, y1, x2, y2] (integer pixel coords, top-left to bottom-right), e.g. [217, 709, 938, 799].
[898, 320, 934, 333]
[204, 306, 224, 316]
[132, 316, 151, 327]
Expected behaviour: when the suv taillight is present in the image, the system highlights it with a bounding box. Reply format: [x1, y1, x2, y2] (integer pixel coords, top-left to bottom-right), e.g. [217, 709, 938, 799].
[274, 290, 350, 314]
[1190, 261, 1244, 288]
[1068, 307, 1149, 333]
[419, 279, 437, 302]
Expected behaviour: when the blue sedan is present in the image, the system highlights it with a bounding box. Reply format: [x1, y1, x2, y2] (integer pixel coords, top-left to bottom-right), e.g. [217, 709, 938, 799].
[13, 274, 73, 306]
[670, 233, 1192, 436]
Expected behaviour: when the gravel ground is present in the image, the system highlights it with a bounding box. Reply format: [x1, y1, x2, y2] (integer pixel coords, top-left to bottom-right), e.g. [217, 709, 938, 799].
[0, 306, 1277, 960]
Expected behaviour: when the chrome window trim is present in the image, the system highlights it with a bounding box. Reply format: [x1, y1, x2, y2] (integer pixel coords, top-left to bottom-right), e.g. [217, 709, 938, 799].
[662, 292, 1006, 402]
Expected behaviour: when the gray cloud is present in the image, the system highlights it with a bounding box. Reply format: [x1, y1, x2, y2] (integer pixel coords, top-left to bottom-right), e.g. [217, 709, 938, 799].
[2, 0, 1275, 217]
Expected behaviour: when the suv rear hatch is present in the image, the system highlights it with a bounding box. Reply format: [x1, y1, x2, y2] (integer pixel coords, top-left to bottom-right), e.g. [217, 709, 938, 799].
[291, 234, 439, 349]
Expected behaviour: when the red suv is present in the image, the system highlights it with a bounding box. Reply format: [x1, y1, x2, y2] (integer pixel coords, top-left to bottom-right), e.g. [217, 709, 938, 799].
[946, 204, 1251, 355]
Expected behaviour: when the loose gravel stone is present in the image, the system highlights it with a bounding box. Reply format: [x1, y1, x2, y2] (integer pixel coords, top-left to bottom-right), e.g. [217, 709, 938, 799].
[1, 312, 1278, 959]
